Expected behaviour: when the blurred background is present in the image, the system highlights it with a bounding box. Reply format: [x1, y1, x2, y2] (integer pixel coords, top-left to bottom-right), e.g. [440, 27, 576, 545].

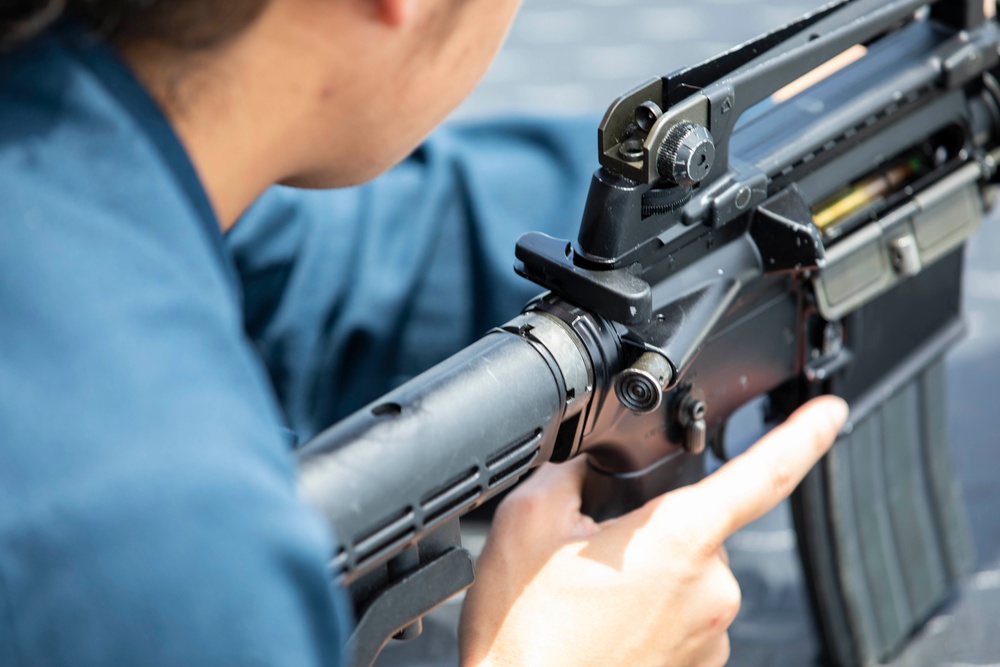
[458, 0, 818, 118]
[383, 1, 1000, 665]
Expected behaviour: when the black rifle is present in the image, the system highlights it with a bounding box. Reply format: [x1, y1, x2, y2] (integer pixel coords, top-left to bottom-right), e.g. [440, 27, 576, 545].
[297, 1, 997, 664]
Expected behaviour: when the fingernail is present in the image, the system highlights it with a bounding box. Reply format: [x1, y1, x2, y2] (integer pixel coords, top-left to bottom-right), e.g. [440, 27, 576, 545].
[827, 396, 850, 431]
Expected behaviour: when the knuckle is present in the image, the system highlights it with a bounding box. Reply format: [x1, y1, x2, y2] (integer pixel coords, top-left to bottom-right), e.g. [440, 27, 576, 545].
[704, 566, 742, 630]
[694, 532, 724, 562]
[659, 510, 722, 564]
[719, 576, 742, 625]
[766, 458, 795, 499]
[658, 491, 727, 553]
[498, 486, 544, 518]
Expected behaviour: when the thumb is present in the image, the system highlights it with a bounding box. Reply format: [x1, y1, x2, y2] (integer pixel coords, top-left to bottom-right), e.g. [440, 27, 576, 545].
[516, 457, 590, 501]
[496, 458, 598, 540]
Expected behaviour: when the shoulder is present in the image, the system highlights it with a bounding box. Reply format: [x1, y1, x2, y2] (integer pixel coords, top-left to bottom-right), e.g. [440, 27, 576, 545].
[0, 51, 349, 663]
[0, 25, 293, 492]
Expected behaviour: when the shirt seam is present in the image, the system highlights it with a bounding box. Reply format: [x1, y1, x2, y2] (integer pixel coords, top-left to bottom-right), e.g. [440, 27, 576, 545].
[52, 23, 243, 299]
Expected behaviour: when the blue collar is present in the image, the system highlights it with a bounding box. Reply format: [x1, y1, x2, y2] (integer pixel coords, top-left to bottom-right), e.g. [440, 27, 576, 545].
[54, 24, 241, 293]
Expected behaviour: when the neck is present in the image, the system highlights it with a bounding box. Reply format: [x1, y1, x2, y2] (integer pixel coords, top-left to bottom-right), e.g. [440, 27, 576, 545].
[116, 28, 314, 230]
[112, 0, 456, 230]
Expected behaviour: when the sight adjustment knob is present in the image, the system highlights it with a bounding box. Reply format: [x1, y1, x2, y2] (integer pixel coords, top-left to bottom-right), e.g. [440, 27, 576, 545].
[657, 123, 715, 187]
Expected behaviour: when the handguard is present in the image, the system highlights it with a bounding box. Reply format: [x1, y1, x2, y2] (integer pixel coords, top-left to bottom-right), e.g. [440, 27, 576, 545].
[297, 2, 998, 665]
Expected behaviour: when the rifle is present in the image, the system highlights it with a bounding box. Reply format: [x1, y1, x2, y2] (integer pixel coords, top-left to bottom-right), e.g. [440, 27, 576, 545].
[297, 1, 996, 664]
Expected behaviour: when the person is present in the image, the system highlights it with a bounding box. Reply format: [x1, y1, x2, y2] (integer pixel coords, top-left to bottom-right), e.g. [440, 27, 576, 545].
[0, 1, 849, 666]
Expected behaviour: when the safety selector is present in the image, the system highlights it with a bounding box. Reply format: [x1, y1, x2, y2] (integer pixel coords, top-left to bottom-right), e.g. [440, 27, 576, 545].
[677, 393, 707, 455]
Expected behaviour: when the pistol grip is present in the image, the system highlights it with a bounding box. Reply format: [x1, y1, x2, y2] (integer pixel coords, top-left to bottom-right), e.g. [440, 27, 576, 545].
[580, 450, 706, 522]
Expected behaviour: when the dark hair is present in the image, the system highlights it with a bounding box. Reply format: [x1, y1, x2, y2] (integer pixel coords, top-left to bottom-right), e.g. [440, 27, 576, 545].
[0, 0, 269, 51]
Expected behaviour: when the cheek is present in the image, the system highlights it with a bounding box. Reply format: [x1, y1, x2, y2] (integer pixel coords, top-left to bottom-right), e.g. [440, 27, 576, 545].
[281, 128, 402, 190]
[290, 0, 522, 189]
[443, 14, 516, 101]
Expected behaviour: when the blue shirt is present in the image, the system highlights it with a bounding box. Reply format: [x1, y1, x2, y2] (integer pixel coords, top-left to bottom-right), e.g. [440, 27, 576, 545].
[0, 25, 595, 666]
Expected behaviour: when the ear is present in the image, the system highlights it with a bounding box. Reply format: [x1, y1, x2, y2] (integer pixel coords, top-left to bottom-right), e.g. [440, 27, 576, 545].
[375, 0, 421, 27]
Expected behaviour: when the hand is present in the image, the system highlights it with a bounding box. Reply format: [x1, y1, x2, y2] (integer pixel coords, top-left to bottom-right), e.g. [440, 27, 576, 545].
[459, 396, 849, 667]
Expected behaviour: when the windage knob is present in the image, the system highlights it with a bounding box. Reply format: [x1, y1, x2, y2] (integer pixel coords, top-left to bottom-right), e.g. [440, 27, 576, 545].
[657, 122, 716, 187]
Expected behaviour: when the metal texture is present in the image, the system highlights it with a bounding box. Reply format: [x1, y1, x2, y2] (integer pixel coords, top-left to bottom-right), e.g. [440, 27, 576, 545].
[304, 3, 1000, 665]
[447, 3, 1000, 667]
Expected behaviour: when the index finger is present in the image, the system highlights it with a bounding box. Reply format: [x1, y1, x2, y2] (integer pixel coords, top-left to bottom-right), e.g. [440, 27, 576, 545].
[691, 395, 849, 541]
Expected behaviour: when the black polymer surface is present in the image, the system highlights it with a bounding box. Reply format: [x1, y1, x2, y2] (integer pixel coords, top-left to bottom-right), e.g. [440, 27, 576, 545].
[378, 1, 1000, 665]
